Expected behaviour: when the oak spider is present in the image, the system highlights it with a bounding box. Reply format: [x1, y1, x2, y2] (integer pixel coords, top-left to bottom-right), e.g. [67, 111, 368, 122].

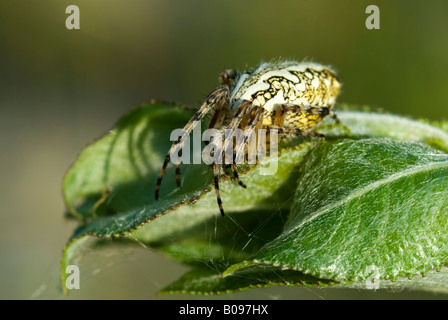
[155, 60, 342, 216]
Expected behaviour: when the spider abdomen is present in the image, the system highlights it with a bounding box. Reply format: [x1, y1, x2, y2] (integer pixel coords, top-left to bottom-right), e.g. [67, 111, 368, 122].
[230, 61, 341, 113]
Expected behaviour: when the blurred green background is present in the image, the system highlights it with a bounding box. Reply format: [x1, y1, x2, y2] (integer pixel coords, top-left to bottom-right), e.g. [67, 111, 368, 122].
[1, 0, 447, 300]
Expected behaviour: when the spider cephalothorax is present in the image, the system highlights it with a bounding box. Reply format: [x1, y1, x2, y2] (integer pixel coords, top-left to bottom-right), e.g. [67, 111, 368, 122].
[155, 60, 342, 216]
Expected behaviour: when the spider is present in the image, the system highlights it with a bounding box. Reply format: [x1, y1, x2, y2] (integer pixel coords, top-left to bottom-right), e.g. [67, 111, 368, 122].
[155, 60, 342, 216]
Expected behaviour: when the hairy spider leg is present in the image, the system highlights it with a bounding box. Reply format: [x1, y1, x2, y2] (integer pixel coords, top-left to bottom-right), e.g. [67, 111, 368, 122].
[155, 85, 230, 200]
[176, 96, 228, 188]
[329, 111, 341, 124]
[269, 127, 325, 140]
[210, 100, 253, 216]
[224, 101, 260, 185]
[215, 103, 265, 216]
[231, 165, 246, 188]
[278, 105, 349, 136]
[267, 104, 337, 140]
[213, 163, 225, 216]
[231, 104, 265, 165]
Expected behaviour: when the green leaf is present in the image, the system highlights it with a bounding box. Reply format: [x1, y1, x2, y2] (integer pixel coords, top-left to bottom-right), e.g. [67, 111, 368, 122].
[159, 265, 338, 296]
[61, 101, 448, 295]
[225, 139, 448, 282]
[63, 101, 206, 220]
[320, 108, 448, 152]
[61, 101, 314, 293]
[160, 265, 448, 295]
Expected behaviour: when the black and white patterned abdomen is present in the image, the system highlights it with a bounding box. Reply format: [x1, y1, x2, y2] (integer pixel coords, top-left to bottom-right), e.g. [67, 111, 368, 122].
[230, 61, 341, 112]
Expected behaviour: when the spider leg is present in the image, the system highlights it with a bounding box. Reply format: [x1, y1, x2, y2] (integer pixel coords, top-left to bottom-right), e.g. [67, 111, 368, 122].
[216, 100, 253, 160]
[283, 104, 346, 129]
[269, 104, 334, 140]
[329, 110, 352, 135]
[231, 164, 246, 188]
[175, 160, 182, 188]
[226, 102, 263, 190]
[155, 85, 230, 200]
[210, 100, 254, 216]
[280, 105, 331, 117]
[234, 105, 264, 164]
[270, 127, 325, 140]
[281, 105, 351, 136]
[213, 163, 225, 216]
[329, 111, 340, 124]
